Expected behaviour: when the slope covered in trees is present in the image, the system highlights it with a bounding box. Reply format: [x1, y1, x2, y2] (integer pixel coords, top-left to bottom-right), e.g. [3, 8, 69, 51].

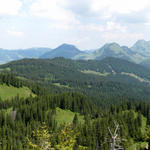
[0, 89, 150, 149]
[0, 73, 150, 149]
[1, 57, 150, 106]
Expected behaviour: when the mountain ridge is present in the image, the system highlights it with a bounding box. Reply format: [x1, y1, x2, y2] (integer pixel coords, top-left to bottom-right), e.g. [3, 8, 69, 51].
[0, 40, 150, 65]
[131, 40, 150, 56]
[0, 47, 52, 64]
[40, 43, 85, 59]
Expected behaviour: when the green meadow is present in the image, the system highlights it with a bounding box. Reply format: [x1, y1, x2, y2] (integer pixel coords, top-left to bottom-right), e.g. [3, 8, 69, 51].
[55, 107, 84, 125]
[0, 84, 35, 100]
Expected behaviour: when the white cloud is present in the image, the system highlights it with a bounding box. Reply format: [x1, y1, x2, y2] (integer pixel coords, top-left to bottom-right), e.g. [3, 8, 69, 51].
[29, 0, 78, 24]
[0, 0, 22, 15]
[77, 21, 126, 33]
[106, 22, 126, 32]
[145, 22, 150, 26]
[75, 37, 90, 44]
[0, 0, 149, 49]
[78, 24, 105, 32]
[29, 0, 150, 27]
[50, 22, 73, 30]
[101, 32, 144, 45]
[7, 30, 24, 37]
[91, 0, 150, 14]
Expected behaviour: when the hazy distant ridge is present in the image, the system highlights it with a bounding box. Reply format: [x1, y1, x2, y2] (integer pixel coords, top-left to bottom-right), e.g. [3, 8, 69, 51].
[0, 40, 150, 69]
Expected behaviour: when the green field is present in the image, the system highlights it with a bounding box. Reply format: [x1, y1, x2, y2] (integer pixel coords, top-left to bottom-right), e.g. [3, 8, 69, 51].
[81, 70, 110, 77]
[0, 67, 11, 72]
[53, 83, 71, 89]
[55, 107, 84, 125]
[0, 84, 35, 100]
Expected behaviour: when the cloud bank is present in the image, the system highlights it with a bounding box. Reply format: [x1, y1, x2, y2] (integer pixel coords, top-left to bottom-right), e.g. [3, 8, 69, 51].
[0, 0, 149, 49]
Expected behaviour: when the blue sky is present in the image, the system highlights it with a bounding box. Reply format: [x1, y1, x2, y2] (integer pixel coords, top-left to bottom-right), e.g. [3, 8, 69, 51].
[0, 0, 150, 50]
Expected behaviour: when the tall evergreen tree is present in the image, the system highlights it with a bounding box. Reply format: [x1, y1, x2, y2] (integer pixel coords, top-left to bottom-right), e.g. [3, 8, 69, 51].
[73, 114, 78, 127]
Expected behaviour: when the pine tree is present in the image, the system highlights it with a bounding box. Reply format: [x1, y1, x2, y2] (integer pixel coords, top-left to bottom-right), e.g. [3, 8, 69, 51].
[73, 114, 78, 127]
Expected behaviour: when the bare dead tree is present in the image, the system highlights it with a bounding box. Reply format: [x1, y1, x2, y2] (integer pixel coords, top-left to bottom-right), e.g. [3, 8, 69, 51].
[108, 122, 124, 150]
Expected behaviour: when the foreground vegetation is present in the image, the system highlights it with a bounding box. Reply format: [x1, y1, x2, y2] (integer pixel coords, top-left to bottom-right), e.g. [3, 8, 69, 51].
[1, 90, 150, 149]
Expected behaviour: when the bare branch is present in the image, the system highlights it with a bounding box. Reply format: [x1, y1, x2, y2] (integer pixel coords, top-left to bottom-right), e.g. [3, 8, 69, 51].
[114, 124, 119, 135]
[108, 127, 113, 137]
[106, 122, 124, 150]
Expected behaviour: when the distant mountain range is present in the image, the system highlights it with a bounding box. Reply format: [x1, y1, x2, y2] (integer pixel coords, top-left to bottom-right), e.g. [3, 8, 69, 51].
[0, 48, 51, 64]
[0, 40, 150, 69]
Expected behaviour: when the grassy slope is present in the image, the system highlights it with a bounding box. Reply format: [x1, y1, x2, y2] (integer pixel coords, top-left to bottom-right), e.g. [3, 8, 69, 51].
[81, 70, 110, 77]
[53, 83, 71, 89]
[55, 107, 84, 125]
[0, 84, 35, 100]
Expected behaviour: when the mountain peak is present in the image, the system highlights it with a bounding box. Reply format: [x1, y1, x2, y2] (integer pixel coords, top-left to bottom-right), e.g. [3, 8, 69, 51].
[93, 42, 135, 62]
[57, 43, 77, 50]
[104, 42, 120, 47]
[136, 39, 148, 42]
[131, 39, 150, 55]
[40, 43, 82, 59]
[101, 42, 122, 52]
[134, 39, 149, 45]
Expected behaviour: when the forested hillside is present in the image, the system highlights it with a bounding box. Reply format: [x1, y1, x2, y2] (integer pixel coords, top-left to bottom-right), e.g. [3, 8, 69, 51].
[1, 57, 150, 106]
[1, 58, 150, 149]
[140, 59, 150, 70]
[0, 73, 150, 149]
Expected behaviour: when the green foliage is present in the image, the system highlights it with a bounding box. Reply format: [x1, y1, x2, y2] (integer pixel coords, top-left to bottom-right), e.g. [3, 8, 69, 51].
[55, 123, 78, 150]
[1, 57, 150, 106]
[0, 68, 150, 149]
[26, 123, 51, 150]
[26, 123, 87, 150]
[0, 84, 35, 100]
[0, 91, 150, 149]
[73, 114, 78, 127]
[55, 107, 84, 126]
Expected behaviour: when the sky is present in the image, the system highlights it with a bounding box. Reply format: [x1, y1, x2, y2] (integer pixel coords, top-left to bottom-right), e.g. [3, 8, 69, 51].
[0, 0, 150, 50]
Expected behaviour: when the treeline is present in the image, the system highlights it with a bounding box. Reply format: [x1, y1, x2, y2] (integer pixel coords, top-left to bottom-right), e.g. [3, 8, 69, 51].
[0, 73, 23, 88]
[0, 73, 48, 97]
[0, 92, 150, 149]
[0, 91, 97, 150]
